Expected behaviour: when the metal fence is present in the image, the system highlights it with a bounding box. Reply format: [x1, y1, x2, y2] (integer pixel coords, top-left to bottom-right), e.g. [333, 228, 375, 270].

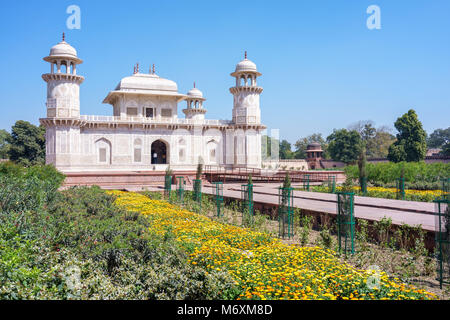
[213, 182, 224, 217]
[435, 199, 450, 289]
[337, 192, 355, 255]
[278, 187, 294, 239]
[241, 184, 254, 226]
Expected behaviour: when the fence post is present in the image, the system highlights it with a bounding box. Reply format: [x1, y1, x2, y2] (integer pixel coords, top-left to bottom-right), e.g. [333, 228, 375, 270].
[361, 177, 367, 196]
[278, 187, 294, 239]
[193, 179, 202, 212]
[328, 175, 336, 193]
[304, 174, 310, 191]
[396, 177, 405, 200]
[213, 182, 224, 217]
[177, 176, 185, 204]
[442, 178, 449, 201]
[164, 175, 172, 202]
[337, 192, 355, 255]
[434, 199, 449, 289]
[241, 183, 254, 226]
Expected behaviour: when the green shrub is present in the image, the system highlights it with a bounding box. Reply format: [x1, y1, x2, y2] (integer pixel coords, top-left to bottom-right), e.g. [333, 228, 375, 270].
[344, 161, 450, 186]
[0, 163, 64, 213]
[0, 183, 237, 299]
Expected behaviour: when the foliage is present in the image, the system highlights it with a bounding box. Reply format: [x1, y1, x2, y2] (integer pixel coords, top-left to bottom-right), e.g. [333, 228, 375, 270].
[348, 121, 396, 158]
[7, 121, 46, 166]
[0, 162, 64, 213]
[298, 215, 313, 246]
[311, 184, 442, 202]
[0, 176, 235, 299]
[443, 143, 450, 156]
[344, 161, 450, 186]
[0, 129, 11, 159]
[427, 127, 450, 149]
[374, 217, 392, 247]
[387, 110, 427, 162]
[282, 172, 291, 189]
[112, 191, 436, 300]
[278, 140, 294, 159]
[358, 145, 367, 192]
[327, 129, 362, 164]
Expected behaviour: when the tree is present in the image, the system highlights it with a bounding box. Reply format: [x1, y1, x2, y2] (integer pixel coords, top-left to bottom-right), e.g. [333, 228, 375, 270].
[195, 162, 203, 180]
[427, 127, 450, 148]
[7, 121, 46, 166]
[326, 129, 362, 164]
[349, 121, 395, 158]
[0, 129, 11, 159]
[294, 133, 328, 159]
[348, 120, 376, 138]
[442, 143, 450, 156]
[279, 140, 294, 159]
[358, 145, 367, 193]
[369, 129, 396, 158]
[387, 109, 427, 162]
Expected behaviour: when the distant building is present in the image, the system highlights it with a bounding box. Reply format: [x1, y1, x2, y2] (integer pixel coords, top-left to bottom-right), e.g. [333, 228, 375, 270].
[426, 148, 442, 157]
[306, 143, 323, 170]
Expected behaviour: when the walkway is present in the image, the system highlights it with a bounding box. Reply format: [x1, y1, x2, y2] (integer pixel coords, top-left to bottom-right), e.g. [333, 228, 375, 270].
[121, 182, 437, 232]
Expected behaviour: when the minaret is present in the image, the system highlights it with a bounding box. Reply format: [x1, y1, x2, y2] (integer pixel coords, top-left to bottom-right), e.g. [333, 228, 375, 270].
[230, 52, 263, 124]
[183, 82, 207, 121]
[42, 33, 84, 118]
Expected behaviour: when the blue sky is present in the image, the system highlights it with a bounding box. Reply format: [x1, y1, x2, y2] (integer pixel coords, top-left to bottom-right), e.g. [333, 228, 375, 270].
[0, 0, 449, 145]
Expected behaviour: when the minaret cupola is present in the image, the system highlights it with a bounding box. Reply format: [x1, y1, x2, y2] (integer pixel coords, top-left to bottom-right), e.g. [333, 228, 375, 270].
[230, 52, 263, 125]
[183, 82, 207, 121]
[42, 33, 84, 118]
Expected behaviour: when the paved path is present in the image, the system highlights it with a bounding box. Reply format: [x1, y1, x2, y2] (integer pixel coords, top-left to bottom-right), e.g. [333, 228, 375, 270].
[121, 182, 437, 232]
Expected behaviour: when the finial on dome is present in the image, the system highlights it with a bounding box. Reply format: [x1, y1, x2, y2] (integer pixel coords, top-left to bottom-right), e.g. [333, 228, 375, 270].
[62, 32, 65, 42]
[136, 63, 139, 73]
[152, 64, 155, 74]
[193, 81, 196, 88]
[245, 51, 247, 59]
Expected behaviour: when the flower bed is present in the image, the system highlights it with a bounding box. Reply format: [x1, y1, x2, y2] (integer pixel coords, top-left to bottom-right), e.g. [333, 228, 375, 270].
[110, 190, 435, 300]
[310, 185, 442, 202]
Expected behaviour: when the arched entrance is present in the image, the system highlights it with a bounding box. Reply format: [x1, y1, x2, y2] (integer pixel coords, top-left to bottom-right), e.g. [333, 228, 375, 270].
[151, 140, 168, 164]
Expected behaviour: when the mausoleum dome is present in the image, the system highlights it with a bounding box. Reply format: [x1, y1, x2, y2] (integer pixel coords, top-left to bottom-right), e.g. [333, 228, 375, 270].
[115, 73, 178, 92]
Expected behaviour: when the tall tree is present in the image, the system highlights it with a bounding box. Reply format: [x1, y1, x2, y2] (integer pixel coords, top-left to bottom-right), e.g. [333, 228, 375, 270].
[279, 140, 294, 159]
[294, 133, 328, 159]
[7, 121, 45, 166]
[427, 127, 450, 149]
[358, 145, 367, 193]
[387, 109, 427, 162]
[0, 129, 11, 159]
[326, 129, 362, 164]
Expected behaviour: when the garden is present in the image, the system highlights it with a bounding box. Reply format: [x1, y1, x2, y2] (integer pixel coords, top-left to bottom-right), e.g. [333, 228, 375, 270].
[0, 161, 448, 300]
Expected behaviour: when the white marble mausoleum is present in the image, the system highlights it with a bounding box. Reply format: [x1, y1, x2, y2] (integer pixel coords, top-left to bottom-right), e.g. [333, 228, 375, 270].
[40, 35, 266, 172]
